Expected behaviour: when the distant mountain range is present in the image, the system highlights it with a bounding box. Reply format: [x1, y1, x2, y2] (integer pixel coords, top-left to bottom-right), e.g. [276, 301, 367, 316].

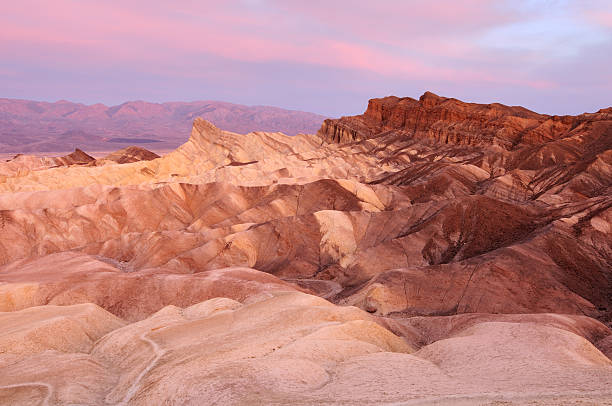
[0, 98, 327, 152]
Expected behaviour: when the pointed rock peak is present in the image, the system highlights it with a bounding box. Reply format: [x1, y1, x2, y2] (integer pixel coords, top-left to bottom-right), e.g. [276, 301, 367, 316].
[189, 118, 223, 146]
[69, 148, 94, 158]
[193, 118, 221, 134]
[419, 91, 443, 108]
[63, 148, 95, 163]
[101, 146, 160, 164]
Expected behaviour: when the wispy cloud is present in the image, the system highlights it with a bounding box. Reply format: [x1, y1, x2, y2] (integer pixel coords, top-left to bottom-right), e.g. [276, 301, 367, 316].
[0, 0, 609, 115]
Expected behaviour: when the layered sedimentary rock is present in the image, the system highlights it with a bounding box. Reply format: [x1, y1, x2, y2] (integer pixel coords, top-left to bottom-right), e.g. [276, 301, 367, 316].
[0, 146, 162, 178]
[0, 92, 610, 404]
[319, 91, 607, 148]
[94, 146, 160, 165]
[0, 149, 94, 177]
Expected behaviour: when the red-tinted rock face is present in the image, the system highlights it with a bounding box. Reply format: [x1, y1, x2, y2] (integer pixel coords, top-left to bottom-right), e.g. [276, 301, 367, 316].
[318, 91, 610, 151]
[57, 149, 96, 165]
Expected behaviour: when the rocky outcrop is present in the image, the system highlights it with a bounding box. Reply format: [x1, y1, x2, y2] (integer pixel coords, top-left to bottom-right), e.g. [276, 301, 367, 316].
[0, 147, 163, 179]
[93, 146, 160, 165]
[0, 149, 94, 177]
[55, 148, 96, 165]
[318, 91, 611, 151]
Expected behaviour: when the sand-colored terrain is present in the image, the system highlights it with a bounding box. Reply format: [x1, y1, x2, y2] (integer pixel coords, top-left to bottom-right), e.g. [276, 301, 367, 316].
[0, 92, 610, 405]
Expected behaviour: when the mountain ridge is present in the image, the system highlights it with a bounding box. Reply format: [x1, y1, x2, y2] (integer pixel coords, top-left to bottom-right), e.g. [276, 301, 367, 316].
[0, 97, 327, 152]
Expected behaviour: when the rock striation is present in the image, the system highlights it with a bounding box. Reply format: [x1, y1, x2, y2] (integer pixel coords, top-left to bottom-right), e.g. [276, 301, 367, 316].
[92, 146, 160, 165]
[319, 91, 609, 148]
[0, 92, 610, 404]
[0, 149, 94, 177]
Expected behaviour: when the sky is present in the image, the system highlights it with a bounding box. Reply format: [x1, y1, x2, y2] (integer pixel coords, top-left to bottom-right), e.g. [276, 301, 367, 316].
[1, 0, 611, 117]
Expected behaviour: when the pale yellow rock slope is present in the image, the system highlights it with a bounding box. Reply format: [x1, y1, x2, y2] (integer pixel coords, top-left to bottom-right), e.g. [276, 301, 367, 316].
[1, 292, 611, 405]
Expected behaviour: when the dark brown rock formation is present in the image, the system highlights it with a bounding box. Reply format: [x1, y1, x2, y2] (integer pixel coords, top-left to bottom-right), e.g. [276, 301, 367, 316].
[94, 146, 161, 165]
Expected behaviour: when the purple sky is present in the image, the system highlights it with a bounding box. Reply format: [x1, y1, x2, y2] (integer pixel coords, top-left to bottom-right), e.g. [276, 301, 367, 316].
[1, 0, 611, 117]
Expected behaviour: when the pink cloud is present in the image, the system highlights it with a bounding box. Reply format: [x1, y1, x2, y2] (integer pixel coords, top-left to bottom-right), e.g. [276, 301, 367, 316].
[587, 12, 612, 28]
[0, 0, 558, 90]
[270, 0, 522, 46]
[0, 68, 16, 77]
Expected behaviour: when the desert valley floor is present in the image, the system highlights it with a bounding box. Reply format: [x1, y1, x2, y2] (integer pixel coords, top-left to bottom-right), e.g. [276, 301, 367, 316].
[0, 92, 611, 405]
